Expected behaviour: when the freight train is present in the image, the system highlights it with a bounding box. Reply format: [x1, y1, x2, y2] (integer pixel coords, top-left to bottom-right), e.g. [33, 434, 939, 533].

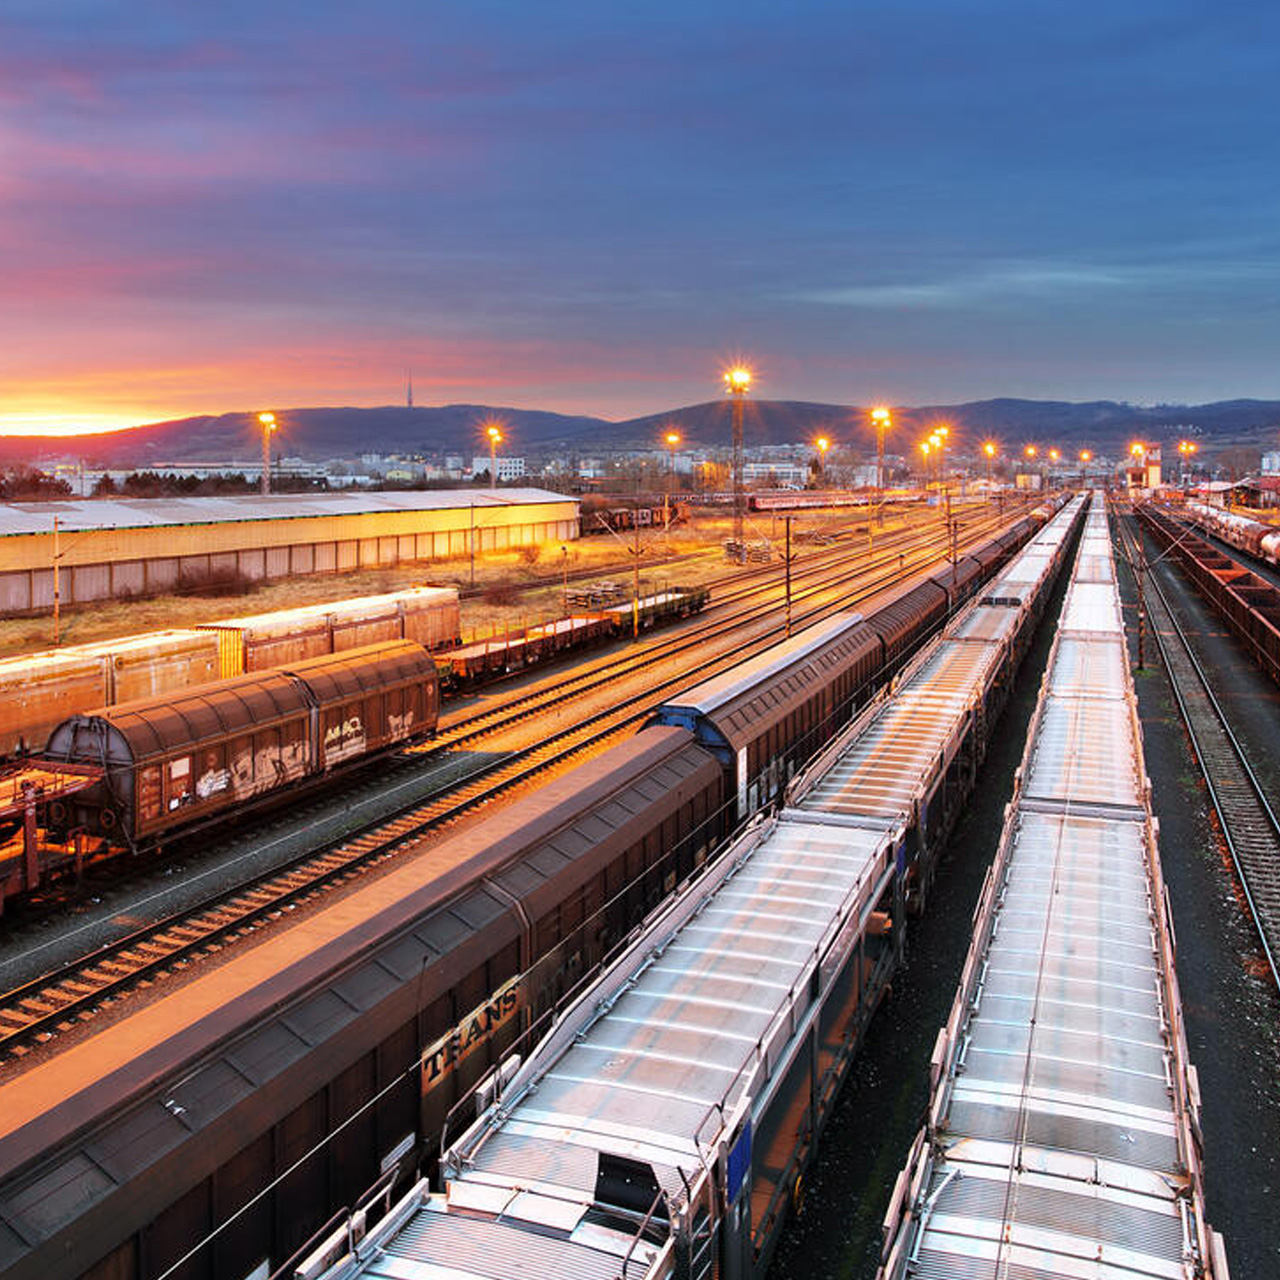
[42, 641, 440, 847]
[1, 508, 1055, 903]
[0, 587, 461, 760]
[0, 498, 1076, 1280]
[1181, 498, 1280, 564]
[0, 585, 707, 761]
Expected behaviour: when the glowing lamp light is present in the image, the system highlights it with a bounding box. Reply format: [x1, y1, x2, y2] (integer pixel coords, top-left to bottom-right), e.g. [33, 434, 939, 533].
[1130, 442, 1146, 457]
[258, 411, 276, 432]
[1025, 445, 1037, 458]
[871, 407, 891, 424]
[920, 441, 931, 456]
[1049, 448, 1060, 462]
[816, 436, 830, 453]
[724, 366, 753, 393]
[1080, 450, 1092, 462]
[983, 442, 996, 458]
[486, 423, 502, 443]
[666, 431, 681, 447]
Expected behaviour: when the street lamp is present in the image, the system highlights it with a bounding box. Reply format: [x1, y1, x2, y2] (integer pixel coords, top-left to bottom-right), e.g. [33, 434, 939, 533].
[257, 412, 276, 497]
[870, 407, 891, 493]
[815, 435, 830, 479]
[1079, 449, 1092, 485]
[724, 365, 752, 554]
[663, 429, 681, 534]
[483, 420, 503, 491]
[983, 441, 996, 487]
[920, 440, 931, 488]
[1178, 440, 1198, 490]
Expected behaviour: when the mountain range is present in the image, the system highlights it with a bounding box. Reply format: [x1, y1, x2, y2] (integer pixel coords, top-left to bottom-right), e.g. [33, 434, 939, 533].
[4, 397, 1280, 468]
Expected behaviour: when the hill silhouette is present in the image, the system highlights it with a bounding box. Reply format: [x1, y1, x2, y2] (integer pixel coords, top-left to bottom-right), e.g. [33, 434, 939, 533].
[2, 397, 1279, 467]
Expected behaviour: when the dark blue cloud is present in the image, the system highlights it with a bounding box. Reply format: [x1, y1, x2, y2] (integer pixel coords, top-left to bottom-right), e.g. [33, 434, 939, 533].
[2, 0, 1279, 417]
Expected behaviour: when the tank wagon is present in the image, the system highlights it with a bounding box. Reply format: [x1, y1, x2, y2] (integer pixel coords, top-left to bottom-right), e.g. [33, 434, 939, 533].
[309, 499, 1085, 1280]
[651, 506, 1064, 819]
[1183, 497, 1280, 563]
[0, 727, 726, 1280]
[878, 495, 1228, 1280]
[43, 641, 439, 846]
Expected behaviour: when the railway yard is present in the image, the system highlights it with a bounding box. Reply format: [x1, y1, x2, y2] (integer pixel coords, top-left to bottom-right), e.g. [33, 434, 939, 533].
[0, 491, 1277, 1280]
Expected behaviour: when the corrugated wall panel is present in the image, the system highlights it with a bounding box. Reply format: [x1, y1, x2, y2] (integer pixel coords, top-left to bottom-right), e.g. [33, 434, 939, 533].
[112, 561, 145, 597]
[0, 572, 31, 613]
[70, 563, 111, 603]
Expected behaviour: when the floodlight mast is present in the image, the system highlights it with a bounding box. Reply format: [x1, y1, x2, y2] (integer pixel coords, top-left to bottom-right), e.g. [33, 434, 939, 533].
[724, 365, 752, 555]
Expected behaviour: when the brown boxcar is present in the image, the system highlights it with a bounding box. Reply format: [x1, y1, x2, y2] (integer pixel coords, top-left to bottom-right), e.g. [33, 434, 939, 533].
[44, 641, 439, 845]
[200, 587, 461, 678]
[0, 630, 220, 760]
[0, 727, 725, 1280]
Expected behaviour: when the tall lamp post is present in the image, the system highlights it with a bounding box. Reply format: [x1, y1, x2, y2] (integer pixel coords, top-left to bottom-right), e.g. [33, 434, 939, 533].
[1178, 440, 1198, 491]
[983, 441, 996, 488]
[1079, 449, 1092, 486]
[920, 441, 931, 489]
[815, 435, 830, 481]
[485, 421, 503, 491]
[724, 365, 752, 556]
[871, 407, 891, 494]
[257, 412, 276, 497]
[663, 429, 681, 538]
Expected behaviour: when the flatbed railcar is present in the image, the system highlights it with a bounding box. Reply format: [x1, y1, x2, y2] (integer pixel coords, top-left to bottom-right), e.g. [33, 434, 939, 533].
[0, 726, 727, 1280]
[43, 640, 439, 847]
[309, 500, 1086, 1280]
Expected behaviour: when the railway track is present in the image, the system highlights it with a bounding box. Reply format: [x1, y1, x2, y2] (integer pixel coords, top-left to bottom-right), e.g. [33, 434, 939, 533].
[0, 504, 1035, 1059]
[427, 502, 1004, 751]
[1115, 507, 1280, 987]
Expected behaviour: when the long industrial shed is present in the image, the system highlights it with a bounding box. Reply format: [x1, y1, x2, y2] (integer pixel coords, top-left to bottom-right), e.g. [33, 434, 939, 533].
[0, 489, 580, 613]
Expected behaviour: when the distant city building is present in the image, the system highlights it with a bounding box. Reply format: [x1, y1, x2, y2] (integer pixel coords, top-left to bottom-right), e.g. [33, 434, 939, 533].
[472, 455, 526, 481]
[743, 462, 808, 486]
[1262, 451, 1280, 475]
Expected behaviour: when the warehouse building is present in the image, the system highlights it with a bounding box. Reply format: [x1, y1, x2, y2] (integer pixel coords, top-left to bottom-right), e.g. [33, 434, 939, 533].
[0, 489, 579, 614]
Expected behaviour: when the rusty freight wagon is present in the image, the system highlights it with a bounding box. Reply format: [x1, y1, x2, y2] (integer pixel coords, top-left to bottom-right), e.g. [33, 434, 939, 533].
[0, 630, 221, 759]
[198, 586, 461, 677]
[44, 641, 439, 846]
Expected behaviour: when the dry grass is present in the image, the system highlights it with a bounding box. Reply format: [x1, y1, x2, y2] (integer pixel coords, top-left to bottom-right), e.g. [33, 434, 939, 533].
[0, 505, 886, 659]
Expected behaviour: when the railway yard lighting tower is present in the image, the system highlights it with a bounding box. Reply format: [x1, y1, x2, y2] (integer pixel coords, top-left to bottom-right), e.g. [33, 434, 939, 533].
[724, 365, 752, 556]
[871, 407, 891, 494]
[257, 412, 276, 497]
[1178, 440, 1198, 490]
[1079, 449, 1092, 484]
[920, 440, 931, 486]
[983, 441, 996, 486]
[484, 421, 503, 491]
[663, 429, 681, 536]
[815, 435, 830, 479]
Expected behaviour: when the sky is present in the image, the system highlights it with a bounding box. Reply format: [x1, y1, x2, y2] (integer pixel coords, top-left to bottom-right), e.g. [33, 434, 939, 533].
[2, 0, 1279, 434]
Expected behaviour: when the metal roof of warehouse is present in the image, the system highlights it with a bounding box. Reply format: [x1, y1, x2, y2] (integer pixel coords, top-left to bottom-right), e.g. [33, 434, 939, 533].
[0, 488, 577, 537]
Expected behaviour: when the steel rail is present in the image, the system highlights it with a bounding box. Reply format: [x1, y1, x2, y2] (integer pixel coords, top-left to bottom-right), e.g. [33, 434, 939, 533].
[1115, 507, 1280, 988]
[0, 505, 1034, 1058]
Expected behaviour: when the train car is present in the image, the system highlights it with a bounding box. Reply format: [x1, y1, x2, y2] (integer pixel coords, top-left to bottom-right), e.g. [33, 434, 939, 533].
[748, 489, 870, 511]
[199, 586, 461, 678]
[0, 630, 220, 759]
[308, 507, 1089, 1280]
[650, 611, 884, 816]
[435, 613, 617, 688]
[877, 495, 1227, 1280]
[43, 641, 439, 847]
[0, 727, 726, 1280]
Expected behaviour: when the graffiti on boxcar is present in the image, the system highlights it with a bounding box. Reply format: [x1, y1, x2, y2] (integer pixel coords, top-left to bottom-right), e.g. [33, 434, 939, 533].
[420, 976, 522, 1094]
